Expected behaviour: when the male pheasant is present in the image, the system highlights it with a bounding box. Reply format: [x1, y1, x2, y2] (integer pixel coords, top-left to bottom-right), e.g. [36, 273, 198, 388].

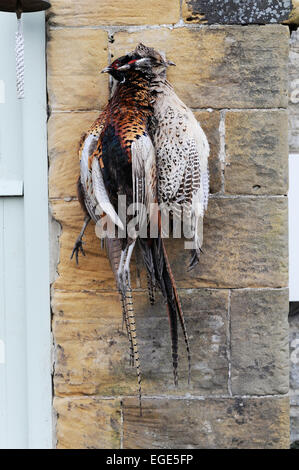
[71, 52, 191, 412]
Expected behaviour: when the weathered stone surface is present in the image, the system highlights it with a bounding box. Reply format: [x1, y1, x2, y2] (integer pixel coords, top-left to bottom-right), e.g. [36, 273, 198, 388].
[52, 289, 229, 396]
[165, 197, 288, 288]
[289, 30, 299, 152]
[194, 111, 221, 193]
[183, 0, 292, 24]
[48, 0, 180, 26]
[54, 397, 121, 449]
[290, 312, 299, 394]
[48, 112, 99, 199]
[112, 26, 288, 109]
[50, 200, 142, 292]
[47, 29, 109, 111]
[284, 0, 299, 24]
[291, 407, 299, 448]
[289, 311, 299, 444]
[225, 111, 288, 195]
[122, 396, 290, 449]
[230, 289, 289, 395]
[52, 291, 141, 397]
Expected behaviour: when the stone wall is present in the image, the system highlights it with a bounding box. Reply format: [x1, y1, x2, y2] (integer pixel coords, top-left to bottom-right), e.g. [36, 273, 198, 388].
[289, 29, 299, 153]
[290, 305, 299, 447]
[289, 29, 299, 448]
[47, 1, 291, 449]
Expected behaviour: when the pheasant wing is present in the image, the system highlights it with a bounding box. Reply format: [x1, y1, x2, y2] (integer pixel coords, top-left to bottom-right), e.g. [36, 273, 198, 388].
[131, 132, 156, 235]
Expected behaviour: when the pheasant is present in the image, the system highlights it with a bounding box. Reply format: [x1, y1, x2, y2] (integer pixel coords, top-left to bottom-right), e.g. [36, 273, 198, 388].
[130, 43, 210, 270]
[71, 52, 191, 411]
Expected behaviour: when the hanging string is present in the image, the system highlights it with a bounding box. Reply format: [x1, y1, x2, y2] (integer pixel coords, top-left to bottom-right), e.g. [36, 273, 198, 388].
[15, 18, 24, 99]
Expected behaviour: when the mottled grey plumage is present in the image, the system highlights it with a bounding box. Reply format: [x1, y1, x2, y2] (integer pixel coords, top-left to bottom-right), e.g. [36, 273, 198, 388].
[135, 43, 210, 270]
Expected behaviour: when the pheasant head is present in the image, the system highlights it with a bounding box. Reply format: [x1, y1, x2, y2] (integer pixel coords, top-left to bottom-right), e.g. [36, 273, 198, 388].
[101, 44, 175, 83]
[133, 43, 175, 77]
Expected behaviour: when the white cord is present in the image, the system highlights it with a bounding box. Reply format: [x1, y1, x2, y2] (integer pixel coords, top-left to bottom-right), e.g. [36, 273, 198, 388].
[15, 18, 24, 100]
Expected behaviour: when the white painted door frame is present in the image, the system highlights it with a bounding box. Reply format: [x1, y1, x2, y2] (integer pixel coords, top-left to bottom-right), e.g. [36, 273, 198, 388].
[0, 12, 52, 449]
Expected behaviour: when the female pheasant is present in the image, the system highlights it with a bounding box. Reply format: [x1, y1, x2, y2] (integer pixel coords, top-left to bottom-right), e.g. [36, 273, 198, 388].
[71, 52, 191, 412]
[128, 44, 210, 270]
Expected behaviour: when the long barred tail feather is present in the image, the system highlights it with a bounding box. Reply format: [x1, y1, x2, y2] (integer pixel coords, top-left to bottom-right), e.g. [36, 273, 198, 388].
[146, 272, 156, 305]
[106, 238, 142, 410]
[120, 291, 134, 366]
[154, 236, 179, 385]
[137, 238, 156, 305]
[125, 285, 142, 416]
[161, 239, 192, 385]
[187, 246, 203, 272]
[165, 288, 179, 386]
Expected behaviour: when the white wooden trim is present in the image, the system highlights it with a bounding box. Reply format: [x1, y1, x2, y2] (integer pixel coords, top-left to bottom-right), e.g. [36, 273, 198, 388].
[0, 12, 52, 449]
[22, 12, 52, 449]
[0, 180, 23, 196]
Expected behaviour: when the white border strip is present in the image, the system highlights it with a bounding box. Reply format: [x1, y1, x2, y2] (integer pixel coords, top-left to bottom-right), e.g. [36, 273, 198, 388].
[22, 12, 52, 449]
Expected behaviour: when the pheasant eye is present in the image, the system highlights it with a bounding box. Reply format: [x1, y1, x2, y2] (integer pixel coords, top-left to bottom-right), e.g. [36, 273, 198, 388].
[128, 59, 137, 65]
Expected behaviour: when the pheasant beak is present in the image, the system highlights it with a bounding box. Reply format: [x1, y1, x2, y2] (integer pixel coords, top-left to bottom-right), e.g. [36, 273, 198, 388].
[167, 60, 176, 67]
[101, 66, 112, 74]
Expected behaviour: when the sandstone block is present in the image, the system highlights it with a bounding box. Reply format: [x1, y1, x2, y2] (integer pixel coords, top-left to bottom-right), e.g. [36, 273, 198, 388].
[122, 396, 290, 448]
[54, 397, 121, 449]
[225, 111, 288, 195]
[230, 288, 289, 395]
[48, 111, 99, 199]
[47, 29, 109, 111]
[52, 289, 229, 396]
[165, 197, 288, 288]
[48, 0, 180, 26]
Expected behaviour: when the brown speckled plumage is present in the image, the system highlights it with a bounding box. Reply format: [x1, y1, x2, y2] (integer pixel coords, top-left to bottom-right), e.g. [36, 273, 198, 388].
[71, 51, 193, 411]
